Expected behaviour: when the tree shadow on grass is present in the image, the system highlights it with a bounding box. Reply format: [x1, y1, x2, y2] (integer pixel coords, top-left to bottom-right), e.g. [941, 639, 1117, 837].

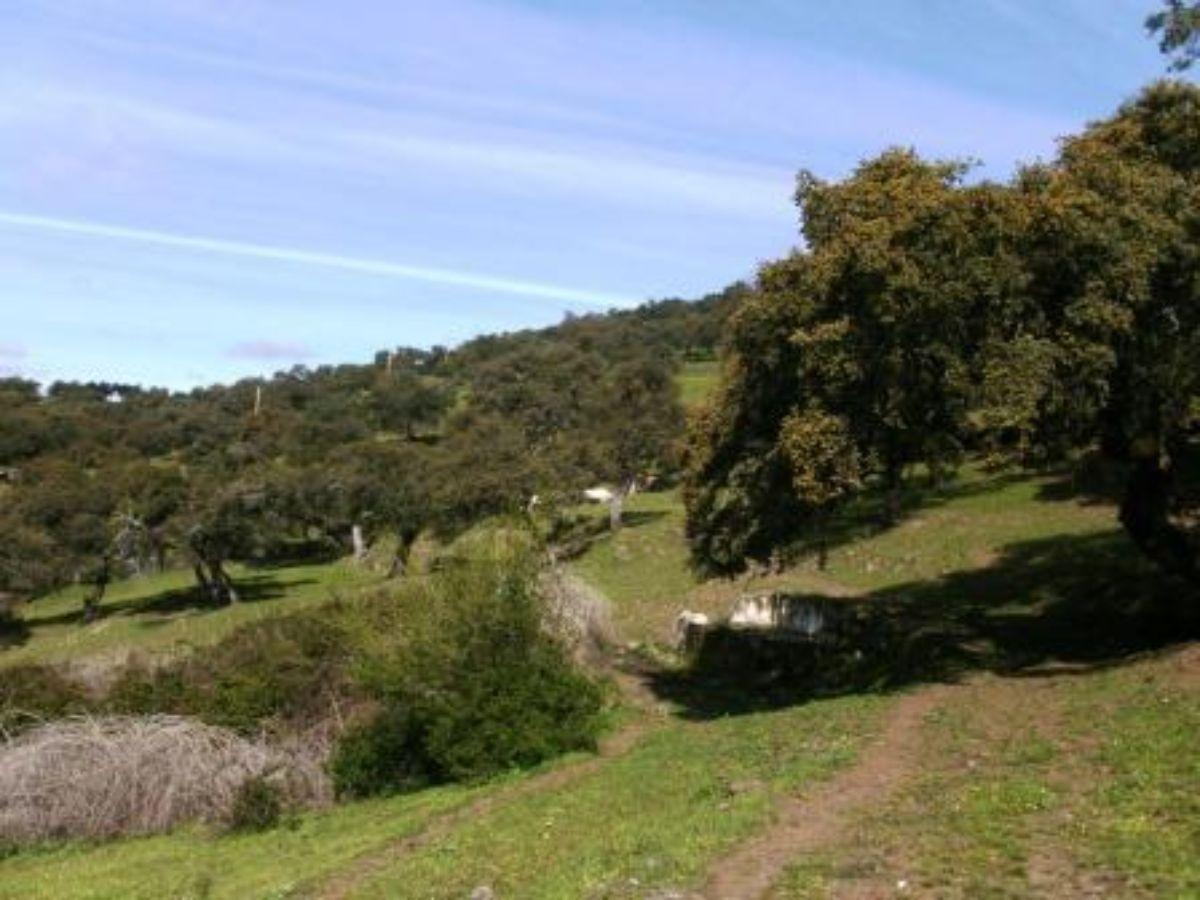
[619, 509, 671, 529]
[0, 614, 30, 651]
[651, 528, 1200, 720]
[21, 572, 319, 632]
[784, 468, 1066, 570]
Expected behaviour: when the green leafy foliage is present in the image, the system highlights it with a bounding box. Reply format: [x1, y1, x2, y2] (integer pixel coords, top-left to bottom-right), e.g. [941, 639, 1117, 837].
[0, 287, 727, 612]
[107, 611, 352, 733]
[1147, 0, 1200, 70]
[336, 555, 606, 794]
[328, 708, 436, 798]
[686, 82, 1200, 587]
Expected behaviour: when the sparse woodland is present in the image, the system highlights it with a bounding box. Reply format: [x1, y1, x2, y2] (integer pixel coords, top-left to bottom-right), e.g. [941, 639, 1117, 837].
[0, 5, 1197, 898]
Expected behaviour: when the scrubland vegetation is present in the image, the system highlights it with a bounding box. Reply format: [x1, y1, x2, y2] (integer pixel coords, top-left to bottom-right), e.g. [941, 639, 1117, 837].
[1, 7, 1198, 898]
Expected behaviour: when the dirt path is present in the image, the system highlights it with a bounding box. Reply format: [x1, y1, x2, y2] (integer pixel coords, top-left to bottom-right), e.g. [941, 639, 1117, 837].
[698, 684, 950, 900]
[314, 674, 661, 900]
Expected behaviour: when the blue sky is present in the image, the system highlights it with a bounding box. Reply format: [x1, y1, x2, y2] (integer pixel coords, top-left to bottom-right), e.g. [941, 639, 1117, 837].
[0, 0, 1171, 389]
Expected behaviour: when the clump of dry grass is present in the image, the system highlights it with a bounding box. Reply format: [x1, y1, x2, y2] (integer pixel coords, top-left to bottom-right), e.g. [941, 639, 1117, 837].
[542, 568, 615, 652]
[0, 715, 331, 844]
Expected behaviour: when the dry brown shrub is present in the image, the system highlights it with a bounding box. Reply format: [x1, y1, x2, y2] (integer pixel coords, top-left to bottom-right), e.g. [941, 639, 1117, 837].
[541, 568, 615, 652]
[0, 715, 331, 844]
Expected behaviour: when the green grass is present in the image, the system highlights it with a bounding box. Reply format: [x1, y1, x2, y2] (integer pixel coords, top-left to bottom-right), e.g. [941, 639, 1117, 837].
[814, 468, 1114, 593]
[676, 360, 720, 410]
[1065, 654, 1200, 895]
[1, 561, 381, 668]
[0, 782, 484, 900]
[3, 460, 1196, 898]
[350, 692, 885, 899]
[569, 466, 1121, 645]
[568, 490, 695, 642]
[775, 650, 1200, 898]
[0, 694, 884, 900]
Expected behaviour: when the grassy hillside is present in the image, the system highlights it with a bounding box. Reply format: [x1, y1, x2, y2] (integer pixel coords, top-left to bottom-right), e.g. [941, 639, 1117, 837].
[1, 562, 380, 669]
[776, 647, 1200, 898]
[569, 466, 1121, 645]
[0, 691, 884, 899]
[1, 460, 1196, 898]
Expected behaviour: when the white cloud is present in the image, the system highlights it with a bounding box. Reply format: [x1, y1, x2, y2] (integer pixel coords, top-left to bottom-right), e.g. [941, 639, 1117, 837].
[0, 211, 633, 307]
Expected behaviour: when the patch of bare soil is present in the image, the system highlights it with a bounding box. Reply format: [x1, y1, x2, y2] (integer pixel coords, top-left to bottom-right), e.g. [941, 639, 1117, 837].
[697, 685, 951, 900]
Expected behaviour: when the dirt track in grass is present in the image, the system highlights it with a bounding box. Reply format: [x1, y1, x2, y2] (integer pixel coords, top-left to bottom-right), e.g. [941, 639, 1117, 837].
[698, 684, 951, 900]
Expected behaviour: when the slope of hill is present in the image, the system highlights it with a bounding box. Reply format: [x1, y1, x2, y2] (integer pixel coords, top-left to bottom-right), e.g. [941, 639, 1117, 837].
[1, 451, 1195, 898]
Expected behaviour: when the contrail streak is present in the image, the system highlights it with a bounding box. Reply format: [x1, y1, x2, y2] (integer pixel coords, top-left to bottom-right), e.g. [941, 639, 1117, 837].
[0, 211, 631, 308]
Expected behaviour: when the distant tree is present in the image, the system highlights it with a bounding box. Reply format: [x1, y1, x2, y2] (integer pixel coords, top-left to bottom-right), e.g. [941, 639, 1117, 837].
[179, 482, 264, 605]
[0, 513, 62, 605]
[591, 355, 684, 527]
[335, 443, 432, 574]
[1147, 1, 1200, 69]
[371, 371, 450, 440]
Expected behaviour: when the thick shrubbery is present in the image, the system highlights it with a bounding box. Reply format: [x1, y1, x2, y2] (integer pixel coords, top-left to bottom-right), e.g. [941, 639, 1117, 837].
[3, 548, 606, 813]
[107, 611, 352, 733]
[328, 708, 435, 797]
[332, 555, 606, 796]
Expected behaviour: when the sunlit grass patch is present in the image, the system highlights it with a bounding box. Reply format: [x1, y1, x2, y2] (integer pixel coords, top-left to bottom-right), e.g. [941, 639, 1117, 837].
[351, 692, 885, 899]
[2, 561, 381, 669]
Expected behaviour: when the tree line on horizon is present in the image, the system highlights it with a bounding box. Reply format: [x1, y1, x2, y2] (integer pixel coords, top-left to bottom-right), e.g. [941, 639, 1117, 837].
[2, 3, 1197, 620]
[0, 285, 745, 617]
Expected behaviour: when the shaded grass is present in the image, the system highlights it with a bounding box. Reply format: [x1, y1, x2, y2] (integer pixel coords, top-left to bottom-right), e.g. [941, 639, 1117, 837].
[1, 562, 381, 669]
[570, 466, 1123, 645]
[4, 460, 1196, 897]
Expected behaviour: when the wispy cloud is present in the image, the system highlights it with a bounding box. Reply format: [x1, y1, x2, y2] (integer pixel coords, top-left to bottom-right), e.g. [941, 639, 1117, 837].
[227, 340, 315, 360]
[0, 211, 632, 308]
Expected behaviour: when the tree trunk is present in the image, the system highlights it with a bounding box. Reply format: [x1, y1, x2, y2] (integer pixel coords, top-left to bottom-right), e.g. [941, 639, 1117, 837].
[609, 478, 637, 530]
[151, 530, 167, 573]
[211, 560, 239, 604]
[881, 460, 903, 526]
[388, 531, 414, 579]
[1120, 457, 1198, 585]
[193, 562, 213, 600]
[609, 493, 624, 530]
[351, 524, 366, 563]
[194, 559, 238, 605]
[82, 557, 109, 624]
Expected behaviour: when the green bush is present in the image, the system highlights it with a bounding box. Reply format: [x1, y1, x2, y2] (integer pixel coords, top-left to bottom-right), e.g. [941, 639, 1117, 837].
[227, 776, 283, 832]
[335, 554, 605, 795]
[328, 708, 437, 798]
